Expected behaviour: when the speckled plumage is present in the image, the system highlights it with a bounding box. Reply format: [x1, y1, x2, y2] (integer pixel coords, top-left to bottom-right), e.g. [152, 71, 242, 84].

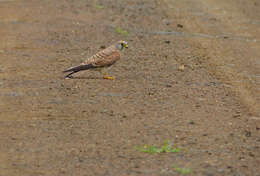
[63, 41, 128, 79]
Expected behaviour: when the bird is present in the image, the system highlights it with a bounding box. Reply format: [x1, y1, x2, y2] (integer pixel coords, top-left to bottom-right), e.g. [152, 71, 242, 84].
[63, 40, 128, 80]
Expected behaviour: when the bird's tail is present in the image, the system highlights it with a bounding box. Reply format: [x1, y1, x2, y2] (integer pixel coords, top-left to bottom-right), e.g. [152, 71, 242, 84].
[63, 64, 94, 73]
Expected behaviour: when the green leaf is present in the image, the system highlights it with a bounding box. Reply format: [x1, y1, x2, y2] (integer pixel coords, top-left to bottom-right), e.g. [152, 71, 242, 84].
[116, 27, 129, 36]
[136, 140, 180, 154]
[96, 5, 104, 9]
[173, 166, 191, 174]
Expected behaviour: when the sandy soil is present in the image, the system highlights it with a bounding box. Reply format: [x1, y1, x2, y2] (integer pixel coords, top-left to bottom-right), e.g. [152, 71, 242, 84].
[0, 0, 259, 175]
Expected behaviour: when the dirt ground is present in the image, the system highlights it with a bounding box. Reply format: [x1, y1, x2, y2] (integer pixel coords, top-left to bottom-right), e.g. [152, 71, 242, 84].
[0, 0, 260, 175]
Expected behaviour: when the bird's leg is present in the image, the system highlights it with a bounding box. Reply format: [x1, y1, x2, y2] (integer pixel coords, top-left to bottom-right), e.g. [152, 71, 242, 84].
[97, 68, 114, 80]
[97, 68, 103, 74]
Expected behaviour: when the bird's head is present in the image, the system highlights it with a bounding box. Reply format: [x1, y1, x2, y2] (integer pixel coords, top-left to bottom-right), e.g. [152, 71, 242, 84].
[116, 40, 128, 50]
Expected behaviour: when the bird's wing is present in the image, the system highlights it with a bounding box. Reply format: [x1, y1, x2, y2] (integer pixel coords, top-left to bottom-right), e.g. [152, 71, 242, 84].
[93, 51, 120, 67]
[82, 45, 120, 67]
[64, 45, 120, 73]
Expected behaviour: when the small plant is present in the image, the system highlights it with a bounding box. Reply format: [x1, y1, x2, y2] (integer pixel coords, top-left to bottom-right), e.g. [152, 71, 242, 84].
[173, 165, 191, 174]
[136, 140, 180, 154]
[116, 27, 129, 36]
[96, 4, 104, 9]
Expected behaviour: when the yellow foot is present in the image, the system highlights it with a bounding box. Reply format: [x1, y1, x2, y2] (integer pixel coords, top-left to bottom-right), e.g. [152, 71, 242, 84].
[103, 75, 115, 80]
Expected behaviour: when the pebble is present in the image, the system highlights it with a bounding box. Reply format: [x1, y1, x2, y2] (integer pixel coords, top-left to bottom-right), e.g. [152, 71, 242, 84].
[177, 24, 183, 28]
[178, 65, 185, 71]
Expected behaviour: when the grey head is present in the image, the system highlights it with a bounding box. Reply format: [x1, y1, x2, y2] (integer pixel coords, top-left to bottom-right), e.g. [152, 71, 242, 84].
[115, 40, 128, 50]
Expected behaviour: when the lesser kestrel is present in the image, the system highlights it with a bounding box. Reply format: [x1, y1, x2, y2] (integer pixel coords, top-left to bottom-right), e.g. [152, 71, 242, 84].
[63, 40, 128, 79]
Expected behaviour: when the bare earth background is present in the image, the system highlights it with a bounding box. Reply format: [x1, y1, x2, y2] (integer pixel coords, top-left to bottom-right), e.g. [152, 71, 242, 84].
[0, 0, 260, 175]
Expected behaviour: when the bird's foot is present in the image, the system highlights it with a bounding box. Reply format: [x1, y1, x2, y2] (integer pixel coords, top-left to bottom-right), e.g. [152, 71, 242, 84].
[103, 75, 115, 80]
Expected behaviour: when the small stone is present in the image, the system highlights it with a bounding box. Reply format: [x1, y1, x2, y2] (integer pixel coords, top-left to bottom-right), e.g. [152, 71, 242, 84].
[232, 113, 241, 118]
[188, 121, 195, 125]
[177, 24, 183, 28]
[217, 168, 224, 173]
[245, 130, 251, 137]
[100, 45, 106, 49]
[178, 65, 185, 71]
[248, 152, 255, 157]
